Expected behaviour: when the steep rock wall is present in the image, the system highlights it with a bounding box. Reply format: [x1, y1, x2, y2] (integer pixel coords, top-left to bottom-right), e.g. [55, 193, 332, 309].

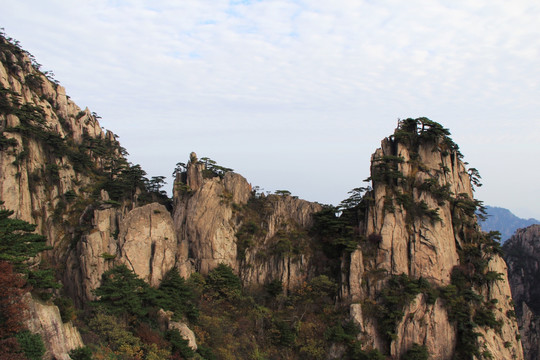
[65, 202, 178, 305]
[173, 154, 322, 289]
[362, 138, 468, 288]
[504, 224, 540, 360]
[0, 36, 125, 265]
[240, 194, 322, 290]
[173, 159, 252, 275]
[24, 294, 84, 360]
[345, 120, 523, 359]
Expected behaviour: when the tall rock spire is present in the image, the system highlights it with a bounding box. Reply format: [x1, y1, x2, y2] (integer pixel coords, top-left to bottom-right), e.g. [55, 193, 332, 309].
[345, 118, 523, 359]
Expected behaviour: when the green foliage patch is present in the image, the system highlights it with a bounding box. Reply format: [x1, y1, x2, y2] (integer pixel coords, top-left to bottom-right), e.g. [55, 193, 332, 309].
[372, 274, 437, 342]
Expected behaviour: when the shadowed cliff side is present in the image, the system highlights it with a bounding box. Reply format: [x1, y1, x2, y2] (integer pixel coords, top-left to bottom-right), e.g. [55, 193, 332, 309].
[504, 224, 540, 360]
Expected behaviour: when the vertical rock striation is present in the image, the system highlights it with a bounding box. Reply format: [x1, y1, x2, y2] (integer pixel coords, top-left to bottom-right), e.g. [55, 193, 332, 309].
[65, 202, 178, 305]
[344, 119, 523, 359]
[503, 224, 540, 360]
[24, 294, 84, 360]
[172, 153, 323, 290]
[173, 153, 252, 275]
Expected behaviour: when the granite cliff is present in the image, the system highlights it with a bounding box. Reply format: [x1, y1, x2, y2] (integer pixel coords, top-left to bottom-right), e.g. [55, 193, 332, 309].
[340, 119, 522, 359]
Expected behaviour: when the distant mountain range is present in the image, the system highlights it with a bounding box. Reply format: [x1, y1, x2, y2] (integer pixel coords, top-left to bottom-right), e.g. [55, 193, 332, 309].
[479, 206, 540, 242]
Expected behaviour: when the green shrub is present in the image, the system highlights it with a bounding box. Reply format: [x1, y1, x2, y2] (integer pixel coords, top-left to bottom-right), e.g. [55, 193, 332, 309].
[0, 133, 18, 149]
[311, 205, 360, 258]
[92, 265, 158, 318]
[197, 344, 217, 360]
[418, 178, 452, 205]
[24, 74, 43, 91]
[474, 306, 501, 330]
[325, 320, 359, 344]
[63, 189, 77, 203]
[16, 330, 45, 360]
[376, 274, 435, 342]
[308, 275, 338, 301]
[0, 86, 19, 114]
[350, 343, 386, 360]
[371, 155, 405, 186]
[206, 263, 242, 299]
[264, 279, 283, 298]
[166, 329, 195, 359]
[236, 220, 260, 260]
[99, 252, 116, 260]
[54, 296, 76, 322]
[402, 343, 429, 360]
[157, 268, 199, 322]
[69, 346, 93, 360]
[45, 163, 60, 182]
[0, 205, 56, 296]
[271, 318, 297, 347]
[88, 312, 142, 354]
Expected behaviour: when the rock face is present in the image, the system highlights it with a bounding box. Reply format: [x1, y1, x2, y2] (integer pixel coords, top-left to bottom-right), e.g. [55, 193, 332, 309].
[0, 37, 121, 257]
[1, 36, 180, 355]
[392, 296, 456, 360]
[65, 202, 178, 304]
[117, 203, 177, 286]
[24, 294, 84, 360]
[0, 33, 123, 357]
[503, 224, 540, 360]
[173, 153, 323, 289]
[344, 119, 523, 359]
[519, 303, 540, 360]
[157, 309, 198, 350]
[240, 194, 322, 290]
[174, 158, 252, 275]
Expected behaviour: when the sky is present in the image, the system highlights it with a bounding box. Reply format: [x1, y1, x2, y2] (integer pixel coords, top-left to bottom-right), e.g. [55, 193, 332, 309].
[1, 0, 539, 219]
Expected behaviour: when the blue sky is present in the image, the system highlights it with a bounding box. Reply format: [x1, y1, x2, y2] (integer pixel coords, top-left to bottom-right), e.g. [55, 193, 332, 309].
[1, 0, 539, 219]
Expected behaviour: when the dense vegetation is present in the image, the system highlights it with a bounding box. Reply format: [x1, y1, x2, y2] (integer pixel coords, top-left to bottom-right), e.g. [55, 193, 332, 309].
[74, 263, 376, 360]
[0, 204, 56, 359]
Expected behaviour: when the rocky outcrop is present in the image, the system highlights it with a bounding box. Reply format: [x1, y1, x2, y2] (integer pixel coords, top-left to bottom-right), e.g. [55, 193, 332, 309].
[117, 202, 177, 286]
[174, 158, 252, 275]
[66, 202, 178, 304]
[391, 296, 456, 359]
[504, 224, 540, 360]
[64, 204, 120, 304]
[519, 303, 540, 360]
[173, 153, 323, 289]
[157, 309, 198, 350]
[345, 120, 523, 359]
[24, 294, 84, 360]
[365, 138, 468, 288]
[476, 255, 523, 360]
[1, 36, 527, 360]
[240, 194, 322, 290]
[0, 35, 129, 277]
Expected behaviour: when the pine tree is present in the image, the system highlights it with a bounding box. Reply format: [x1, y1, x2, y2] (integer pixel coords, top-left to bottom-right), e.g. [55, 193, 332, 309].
[0, 204, 58, 294]
[157, 268, 198, 321]
[93, 265, 158, 319]
[0, 207, 49, 267]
